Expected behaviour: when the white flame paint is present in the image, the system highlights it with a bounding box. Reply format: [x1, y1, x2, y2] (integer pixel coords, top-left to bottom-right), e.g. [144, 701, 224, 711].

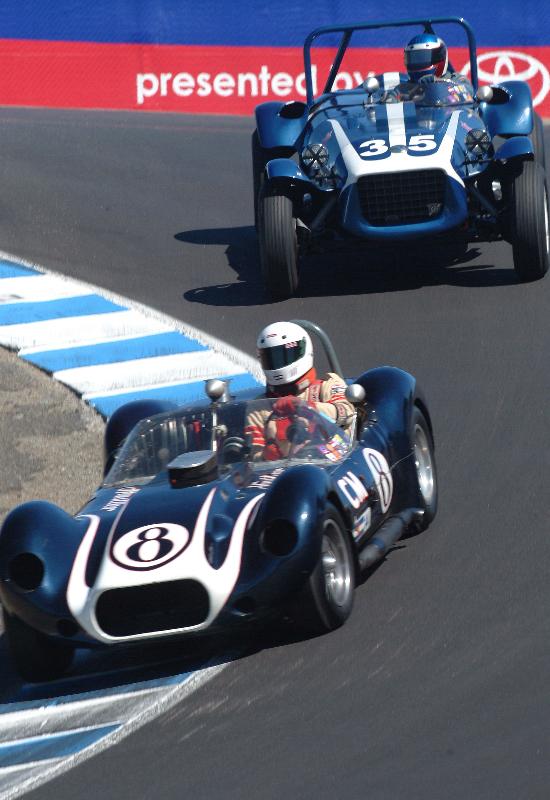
[67, 489, 264, 643]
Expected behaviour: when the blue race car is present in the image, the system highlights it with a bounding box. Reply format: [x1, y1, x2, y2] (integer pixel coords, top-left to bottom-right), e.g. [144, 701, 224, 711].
[0, 322, 437, 682]
[253, 17, 548, 296]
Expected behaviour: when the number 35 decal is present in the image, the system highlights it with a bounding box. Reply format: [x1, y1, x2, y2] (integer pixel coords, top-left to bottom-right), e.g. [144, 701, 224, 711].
[359, 135, 437, 158]
[111, 523, 190, 570]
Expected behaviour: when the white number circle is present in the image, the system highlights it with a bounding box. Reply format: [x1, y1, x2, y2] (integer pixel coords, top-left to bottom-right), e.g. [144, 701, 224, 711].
[111, 523, 190, 570]
[362, 448, 393, 513]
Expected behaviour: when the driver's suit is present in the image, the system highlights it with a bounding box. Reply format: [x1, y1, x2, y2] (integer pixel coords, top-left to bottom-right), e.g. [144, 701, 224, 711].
[245, 369, 354, 461]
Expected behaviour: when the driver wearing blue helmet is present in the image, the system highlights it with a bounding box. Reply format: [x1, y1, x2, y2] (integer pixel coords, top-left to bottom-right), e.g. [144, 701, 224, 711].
[382, 32, 473, 103]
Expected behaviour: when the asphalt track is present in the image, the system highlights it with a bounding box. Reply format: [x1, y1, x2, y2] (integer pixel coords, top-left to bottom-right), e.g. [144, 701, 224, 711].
[0, 108, 548, 799]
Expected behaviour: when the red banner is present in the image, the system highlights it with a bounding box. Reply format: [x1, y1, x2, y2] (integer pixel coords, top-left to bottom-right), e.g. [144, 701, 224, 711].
[0, 39, 549, 116]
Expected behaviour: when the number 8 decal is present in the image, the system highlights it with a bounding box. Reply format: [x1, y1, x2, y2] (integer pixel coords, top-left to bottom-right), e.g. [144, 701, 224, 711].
[363, 449, 393, 513]
[111, 523, 190, 570]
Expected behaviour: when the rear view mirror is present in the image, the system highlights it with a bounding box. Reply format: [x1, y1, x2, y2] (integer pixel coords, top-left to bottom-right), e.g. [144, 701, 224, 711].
[476, 85, 494, 103]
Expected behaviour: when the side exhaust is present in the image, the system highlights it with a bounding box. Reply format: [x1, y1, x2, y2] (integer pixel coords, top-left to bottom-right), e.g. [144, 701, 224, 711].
[358, 508, 423, 571]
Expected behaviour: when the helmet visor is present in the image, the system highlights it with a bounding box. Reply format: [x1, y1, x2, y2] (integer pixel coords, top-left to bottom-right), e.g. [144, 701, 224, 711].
[259, 338, 307, 371]
[406, 45, 446, 71]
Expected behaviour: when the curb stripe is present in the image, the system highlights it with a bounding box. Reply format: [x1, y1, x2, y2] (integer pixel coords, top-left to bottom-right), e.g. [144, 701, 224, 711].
[0, 262, 39, 279]
[0, 294, 125, 326]
[86, 373, 260, 417]
[0, 310, 172, 350]
[22, 331, 208, 372]
[0, 724, 120, 768]
[54, 350, 243, 394]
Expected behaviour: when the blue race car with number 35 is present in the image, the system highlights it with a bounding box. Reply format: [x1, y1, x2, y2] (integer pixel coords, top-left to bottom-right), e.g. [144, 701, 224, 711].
[253, 16, 548, 297]
[0, 322, 437, 682]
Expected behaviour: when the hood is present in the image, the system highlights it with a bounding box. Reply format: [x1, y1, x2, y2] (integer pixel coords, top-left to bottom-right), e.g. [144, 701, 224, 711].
[66, 464, 286, 642]
[305, 97, 479, 186]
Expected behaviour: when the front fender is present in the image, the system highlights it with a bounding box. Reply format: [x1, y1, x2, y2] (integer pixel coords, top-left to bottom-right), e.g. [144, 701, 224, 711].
[494, 136, 534, 162]
[0, 501, 85, 632]
[265, 157, 312, 189]
[255, 101, 308, 150]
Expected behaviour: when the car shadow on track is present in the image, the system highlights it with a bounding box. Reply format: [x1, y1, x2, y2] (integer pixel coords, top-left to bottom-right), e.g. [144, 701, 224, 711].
[176, 225, 521, 307]
[0, 632, 232, 705]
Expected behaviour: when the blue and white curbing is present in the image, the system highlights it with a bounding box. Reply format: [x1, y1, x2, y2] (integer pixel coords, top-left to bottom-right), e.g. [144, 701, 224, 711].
[0, 252, 262, 797]
[0, 253, 264, 418]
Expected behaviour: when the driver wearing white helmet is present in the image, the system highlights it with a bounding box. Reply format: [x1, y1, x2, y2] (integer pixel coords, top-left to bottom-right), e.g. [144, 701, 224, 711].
[245, 322, 354, 461]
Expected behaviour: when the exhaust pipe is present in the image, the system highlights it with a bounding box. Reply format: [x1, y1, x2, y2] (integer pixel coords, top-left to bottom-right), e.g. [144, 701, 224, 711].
[358, 508, 423, 571]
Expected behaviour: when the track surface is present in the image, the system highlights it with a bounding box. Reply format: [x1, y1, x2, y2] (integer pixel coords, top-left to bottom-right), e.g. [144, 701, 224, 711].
[0, 108, 548, 799]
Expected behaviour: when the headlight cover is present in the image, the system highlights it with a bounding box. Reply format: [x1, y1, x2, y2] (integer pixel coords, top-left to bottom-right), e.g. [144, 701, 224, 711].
[301, 143, 330, 177]
[465, 129, 492, 158]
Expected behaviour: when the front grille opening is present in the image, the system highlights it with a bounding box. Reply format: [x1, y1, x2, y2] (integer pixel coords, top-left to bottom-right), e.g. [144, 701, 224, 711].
[95, 580, 209, 637]
[358, 169, 446, 226]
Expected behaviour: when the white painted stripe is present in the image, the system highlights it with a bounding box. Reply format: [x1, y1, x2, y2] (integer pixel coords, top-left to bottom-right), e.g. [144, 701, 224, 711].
[0, 688, 164, 743]
[0, 760, 62, 778]
[53, 350, 243, 394]
[0, 275, 93, 304]
[54, 350, 241, 394]
[383, 71, 401, 90]
[0, 310, 172, 350]
[0, 660, 230, 800]
[386, 103, 407, 148]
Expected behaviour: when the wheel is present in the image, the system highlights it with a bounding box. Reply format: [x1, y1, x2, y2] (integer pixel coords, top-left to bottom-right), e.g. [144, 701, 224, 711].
[509, 160, 549, 282]
[251, 130, 293, 231]
[295, 505, 355, 635]
[3, 609, 74, 682]
[252, 130, 266, 231]
[530, 112, 546, 171]
[258, 187, 299, 298]
[411, 406, 438, 530]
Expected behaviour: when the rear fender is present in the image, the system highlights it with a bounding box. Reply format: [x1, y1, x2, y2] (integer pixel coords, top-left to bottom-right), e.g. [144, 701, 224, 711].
[480, 81, 533, 137]
[249, 464, 331, 584]
[255, 101, 308, 151]
[104, 398, 178, 474]
[355, 367, 424, 509]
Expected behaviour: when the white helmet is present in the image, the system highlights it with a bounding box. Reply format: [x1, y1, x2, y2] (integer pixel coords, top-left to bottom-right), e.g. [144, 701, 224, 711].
[257, 322, 314, 386]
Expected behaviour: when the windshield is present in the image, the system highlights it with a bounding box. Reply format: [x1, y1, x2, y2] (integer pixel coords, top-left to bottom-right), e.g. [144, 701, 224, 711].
[103, 399, 353, 487]
[381, 78, 473, 107]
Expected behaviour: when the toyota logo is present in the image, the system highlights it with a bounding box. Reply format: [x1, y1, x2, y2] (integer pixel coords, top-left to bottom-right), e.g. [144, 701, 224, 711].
[462, 50, 550, 106]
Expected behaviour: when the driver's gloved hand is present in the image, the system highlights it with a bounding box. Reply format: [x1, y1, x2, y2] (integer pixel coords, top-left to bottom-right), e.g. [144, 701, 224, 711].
[273, 396, 301, 416]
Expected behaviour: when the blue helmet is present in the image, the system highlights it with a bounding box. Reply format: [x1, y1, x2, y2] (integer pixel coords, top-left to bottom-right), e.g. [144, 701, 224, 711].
[404, 33, 448, 81]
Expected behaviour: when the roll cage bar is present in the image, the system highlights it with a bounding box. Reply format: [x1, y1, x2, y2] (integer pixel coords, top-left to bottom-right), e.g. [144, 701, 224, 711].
[290, 319, 344, 377]
[303, 16, 478, 105]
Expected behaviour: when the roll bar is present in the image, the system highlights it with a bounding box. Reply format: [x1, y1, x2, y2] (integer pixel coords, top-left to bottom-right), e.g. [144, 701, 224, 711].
[290, 319, 344, 377]
[303, 16, 478, 104]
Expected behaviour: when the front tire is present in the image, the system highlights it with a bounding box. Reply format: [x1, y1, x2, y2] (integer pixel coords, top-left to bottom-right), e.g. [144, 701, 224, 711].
[510, 160, 550, 282]
[530, 112, 546, 170]
[258, 188, 299, 298]
[3, 610, 75, 683]
[411, 406, 438, 531]
[296, 505, 355, 635]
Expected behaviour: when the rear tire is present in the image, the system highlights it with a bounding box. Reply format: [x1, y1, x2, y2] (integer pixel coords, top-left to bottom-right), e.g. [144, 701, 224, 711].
[258, 188, 299, 298]
[411, 406, 438, 531]
[510, 160, 549, 282]
[4, 610, 74, 683]
[295, 505, 355, 635]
